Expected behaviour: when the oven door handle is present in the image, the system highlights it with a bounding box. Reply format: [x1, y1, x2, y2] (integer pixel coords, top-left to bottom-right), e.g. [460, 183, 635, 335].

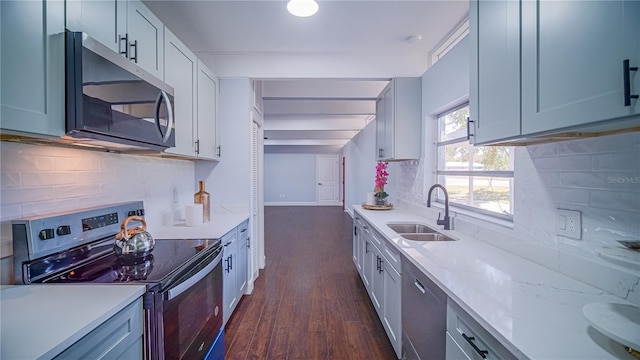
[167, 251, 222, 300]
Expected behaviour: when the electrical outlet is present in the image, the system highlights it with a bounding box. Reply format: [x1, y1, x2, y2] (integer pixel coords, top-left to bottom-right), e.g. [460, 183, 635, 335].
[557, 209, 582, 240]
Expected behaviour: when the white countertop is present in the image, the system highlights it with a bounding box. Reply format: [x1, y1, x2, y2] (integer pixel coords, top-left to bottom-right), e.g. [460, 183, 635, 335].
[0, 284, 146, 360]
[354, 206, 636, 360]
[150, 204, 250, 240]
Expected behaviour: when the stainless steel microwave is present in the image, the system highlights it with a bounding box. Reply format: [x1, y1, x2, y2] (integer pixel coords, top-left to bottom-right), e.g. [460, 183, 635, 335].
[65, 31, 175, 152]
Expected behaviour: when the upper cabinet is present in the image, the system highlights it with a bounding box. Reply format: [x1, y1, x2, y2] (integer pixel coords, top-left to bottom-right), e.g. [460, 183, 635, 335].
[163, 28, 197, 158]
[163, 29, 220, 160]
[470, 0, 640, 145]
[521, 0, 640, 134]
[1, 0, 66, 137]
[375, 78, 422, 161]
[196, 60, 220, 160]
[469, 0, 521, 144]
[66, 0, 164, 80]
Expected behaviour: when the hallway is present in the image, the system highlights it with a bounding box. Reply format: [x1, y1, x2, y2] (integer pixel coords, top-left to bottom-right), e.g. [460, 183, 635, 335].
[224, 206, 397, 360]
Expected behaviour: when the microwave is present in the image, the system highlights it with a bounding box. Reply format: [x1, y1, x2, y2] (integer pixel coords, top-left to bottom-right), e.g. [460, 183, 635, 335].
[65, 31, 175, 152]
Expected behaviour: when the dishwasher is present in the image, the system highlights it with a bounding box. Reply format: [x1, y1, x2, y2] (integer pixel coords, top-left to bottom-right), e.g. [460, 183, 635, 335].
[402, 255, 447, 360]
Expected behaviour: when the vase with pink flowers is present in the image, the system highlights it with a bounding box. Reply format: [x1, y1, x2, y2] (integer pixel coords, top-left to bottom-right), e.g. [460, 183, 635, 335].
[374, 161, 389, 205]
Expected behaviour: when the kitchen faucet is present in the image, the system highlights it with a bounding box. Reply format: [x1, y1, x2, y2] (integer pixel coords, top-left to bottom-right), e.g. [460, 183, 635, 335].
[427, 184, 450, 230]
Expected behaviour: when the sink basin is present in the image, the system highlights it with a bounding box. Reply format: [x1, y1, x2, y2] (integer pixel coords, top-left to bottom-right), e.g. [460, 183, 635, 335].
[401, 233, 455, 242]
[583, 302, 640, 351]
[387, 223, 439, 234]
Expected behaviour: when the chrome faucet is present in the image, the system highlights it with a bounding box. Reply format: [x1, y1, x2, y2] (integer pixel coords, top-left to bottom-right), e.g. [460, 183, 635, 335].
[427, 184, 450, 230]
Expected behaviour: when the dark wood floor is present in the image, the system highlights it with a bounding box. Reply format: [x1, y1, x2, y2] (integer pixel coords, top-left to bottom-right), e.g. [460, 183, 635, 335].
[224, 206, 397, 360]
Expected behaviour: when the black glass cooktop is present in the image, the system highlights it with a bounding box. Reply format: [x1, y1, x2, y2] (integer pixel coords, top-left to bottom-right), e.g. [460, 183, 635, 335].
[42, 238, 220, 285]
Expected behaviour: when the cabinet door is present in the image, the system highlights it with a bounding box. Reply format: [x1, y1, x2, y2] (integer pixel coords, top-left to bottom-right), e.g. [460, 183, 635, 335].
[375, 95, 386, 160]
[127, 0, 164, 79]
[470, 0, 521, 144]
[362, 238, 373, 291]
[370, 245, 384, 316]
[163, 28, 197, 157]
[352, 222, 359, 266]
[1, 0, 65, 137]
[383, 262, 402, 358]
[521, 0, 640, 134]
[196, 60, 220, 160]
[222, 230, 238, 325]
[236, 226, 248, 296]
[66, 0, 126, 54]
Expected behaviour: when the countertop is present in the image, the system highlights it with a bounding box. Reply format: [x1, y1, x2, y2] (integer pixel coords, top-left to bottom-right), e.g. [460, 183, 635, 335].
[151, 204, 250, 240]
[354, 206, 635, 360]
[0, 284, 146, 360]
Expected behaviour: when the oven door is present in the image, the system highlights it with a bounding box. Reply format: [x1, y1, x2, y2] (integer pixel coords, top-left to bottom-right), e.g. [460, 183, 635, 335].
[160, 247, 223, 360]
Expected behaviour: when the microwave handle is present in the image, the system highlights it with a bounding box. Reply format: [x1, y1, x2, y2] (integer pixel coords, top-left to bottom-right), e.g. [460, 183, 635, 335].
[167, 250, 222, 300]
[155, 90, 174, 143]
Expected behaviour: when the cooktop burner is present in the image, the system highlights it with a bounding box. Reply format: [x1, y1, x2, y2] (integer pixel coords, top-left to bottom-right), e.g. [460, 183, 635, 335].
[43, 238, 219, 285]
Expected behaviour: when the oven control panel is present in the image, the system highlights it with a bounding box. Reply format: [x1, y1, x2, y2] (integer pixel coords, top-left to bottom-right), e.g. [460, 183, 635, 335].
[12, 202, 145, 260]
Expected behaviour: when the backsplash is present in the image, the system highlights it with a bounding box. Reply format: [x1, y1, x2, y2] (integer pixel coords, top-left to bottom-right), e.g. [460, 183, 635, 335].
[0, 142, 195, 277]
[390, 131, 640, 302]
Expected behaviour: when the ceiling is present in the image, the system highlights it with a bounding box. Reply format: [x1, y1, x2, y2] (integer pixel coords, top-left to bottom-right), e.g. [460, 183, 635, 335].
[143, 0, 469, 153]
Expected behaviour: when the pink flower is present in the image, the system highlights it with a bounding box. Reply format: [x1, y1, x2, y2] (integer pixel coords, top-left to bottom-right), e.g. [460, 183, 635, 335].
[374, 161, 389, 198]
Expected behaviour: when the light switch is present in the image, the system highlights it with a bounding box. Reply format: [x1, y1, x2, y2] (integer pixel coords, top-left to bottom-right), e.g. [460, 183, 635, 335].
[558, 215, 566, 230]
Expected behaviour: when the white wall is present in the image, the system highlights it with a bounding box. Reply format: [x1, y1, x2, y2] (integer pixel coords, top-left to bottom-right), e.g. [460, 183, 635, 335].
[0, 142, 195, 283]
[264, 153, 317, 204]
[342, 120, 378, 216]
[195, 78, 252, 206]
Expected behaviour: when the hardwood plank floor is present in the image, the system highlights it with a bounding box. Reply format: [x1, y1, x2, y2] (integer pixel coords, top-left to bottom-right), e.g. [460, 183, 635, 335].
[224, 206, 397, 360]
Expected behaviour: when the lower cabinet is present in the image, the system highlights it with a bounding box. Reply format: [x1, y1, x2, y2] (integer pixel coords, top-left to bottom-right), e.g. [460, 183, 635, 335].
[446, 299, 517, 360]
[55, 298, 143, 360]
[222, 220, 250, 326]
[353, 217, 402, 358]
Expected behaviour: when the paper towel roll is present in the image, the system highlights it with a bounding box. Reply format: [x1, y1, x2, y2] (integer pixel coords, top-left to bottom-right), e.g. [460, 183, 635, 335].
[185, 204, 203, 227]
[366, 192, 376, 206]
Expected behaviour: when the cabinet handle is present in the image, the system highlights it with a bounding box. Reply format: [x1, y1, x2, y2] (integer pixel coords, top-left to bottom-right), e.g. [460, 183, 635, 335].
[129, 40, 138, 63]
[354, 226, 358, 236]
[225, 257, 230, 273]
[229, 254, 233, 270]
[414, 279, 426, 294]
[195, 139, 200, 154]
[217, 145, 222, 157]
[462, 333, 489, 359]
[365, 242, 369, 254]
[466, 117, 475, 140]
[376, 256, 380, 272]
[119, 34, 129, 58]
[247, 237, 250, 248]
[623, 59, 638, 106]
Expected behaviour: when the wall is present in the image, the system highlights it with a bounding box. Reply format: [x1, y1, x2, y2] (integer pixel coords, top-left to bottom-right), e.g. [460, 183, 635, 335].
[342, 120, 377, 216]
[264, 154, 317, 204]
[0, 142, 195, 283]
[195, 78, 252, 206]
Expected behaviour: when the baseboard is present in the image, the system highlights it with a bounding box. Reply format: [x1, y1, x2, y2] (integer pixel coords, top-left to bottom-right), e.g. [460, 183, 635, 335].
[265, 202, 317, 206]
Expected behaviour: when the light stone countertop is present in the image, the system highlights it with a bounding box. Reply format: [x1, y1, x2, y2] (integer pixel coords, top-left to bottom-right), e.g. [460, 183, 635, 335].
[0, 284, 146, 360]
[150, 204, 250, 240]
[354, 206, 636, 360]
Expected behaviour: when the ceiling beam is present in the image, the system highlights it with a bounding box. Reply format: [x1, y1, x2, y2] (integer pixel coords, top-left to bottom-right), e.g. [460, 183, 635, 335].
[264, 130, 359, 140]
[264, 139, 349, 146]
[264, 117, 371, 131]
[262, 79, 389, 99]
[263, 99, 375, 115]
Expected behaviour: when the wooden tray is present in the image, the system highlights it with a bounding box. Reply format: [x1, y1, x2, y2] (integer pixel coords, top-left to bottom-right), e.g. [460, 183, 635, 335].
[361, 203, 394, 210]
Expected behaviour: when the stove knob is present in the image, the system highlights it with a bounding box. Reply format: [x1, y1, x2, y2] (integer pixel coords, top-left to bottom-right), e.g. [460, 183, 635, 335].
[136, 209, 145, 216]
[128, 210, 136, 217]
[39, 229, 55, 240]
[56, 225, 71, 236]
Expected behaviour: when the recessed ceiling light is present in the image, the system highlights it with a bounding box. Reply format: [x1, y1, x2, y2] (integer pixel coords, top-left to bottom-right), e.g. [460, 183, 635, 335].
[287, 0, 319, 17]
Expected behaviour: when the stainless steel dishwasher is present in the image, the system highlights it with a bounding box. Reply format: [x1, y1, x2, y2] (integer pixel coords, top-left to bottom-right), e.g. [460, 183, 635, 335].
[402, 255, 447, 360]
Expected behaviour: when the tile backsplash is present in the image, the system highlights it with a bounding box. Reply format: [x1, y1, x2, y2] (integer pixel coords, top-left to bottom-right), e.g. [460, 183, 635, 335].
[390, 131, 640, 302]
[0, 142, 195, 269]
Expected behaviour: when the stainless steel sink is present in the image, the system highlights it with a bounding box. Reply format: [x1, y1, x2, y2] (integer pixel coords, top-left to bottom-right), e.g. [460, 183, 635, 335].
[387, 223, 439, 234]
[401, 233, 455, 242]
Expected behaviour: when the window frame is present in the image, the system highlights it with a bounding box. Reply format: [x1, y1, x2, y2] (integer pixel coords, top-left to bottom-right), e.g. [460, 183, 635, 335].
[431, 103, 514, 222]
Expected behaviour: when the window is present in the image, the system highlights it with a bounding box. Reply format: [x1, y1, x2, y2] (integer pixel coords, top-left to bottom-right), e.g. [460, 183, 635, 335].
[435, 104, 514, 219]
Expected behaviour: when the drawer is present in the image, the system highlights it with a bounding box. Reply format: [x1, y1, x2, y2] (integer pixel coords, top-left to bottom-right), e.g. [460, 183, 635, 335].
[383, 242, 401, 273]
[447, 299, 516, 360]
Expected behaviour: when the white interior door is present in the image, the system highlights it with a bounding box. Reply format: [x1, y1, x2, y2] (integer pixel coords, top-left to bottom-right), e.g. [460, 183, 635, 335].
[316, 155, 340, 205]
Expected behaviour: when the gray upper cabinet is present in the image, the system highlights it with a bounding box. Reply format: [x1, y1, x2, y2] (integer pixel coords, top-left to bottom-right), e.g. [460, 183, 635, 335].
[470, 0, 640, 145]
[469, 0, 521, 145]
[376, 78, 422, 161]
[1, 0, 66, 137]
[521, 0, 640, 134]
[196, 60, 220, 160]
[66, 0, 164, 80]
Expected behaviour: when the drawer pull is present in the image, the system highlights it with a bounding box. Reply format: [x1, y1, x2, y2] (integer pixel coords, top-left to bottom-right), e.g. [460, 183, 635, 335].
[414, 279, 426, 293]
[462, 333, 488, 359]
